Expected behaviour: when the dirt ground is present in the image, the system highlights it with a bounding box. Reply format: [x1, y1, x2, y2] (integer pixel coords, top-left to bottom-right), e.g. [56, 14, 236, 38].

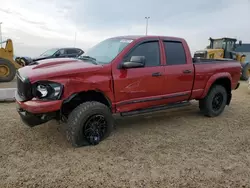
[0, 81, 250, 188]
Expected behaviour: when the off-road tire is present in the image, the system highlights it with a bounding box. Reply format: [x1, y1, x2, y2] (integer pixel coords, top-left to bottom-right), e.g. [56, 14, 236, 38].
[65, 101, 114, 147]
[199, 85, 227, 117]
[241, 63, 250, 81]
[0, 58, 16, 82]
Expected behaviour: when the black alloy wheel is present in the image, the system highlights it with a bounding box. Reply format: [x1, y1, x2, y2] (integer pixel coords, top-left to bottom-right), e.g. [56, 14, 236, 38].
[83, 114, 108, 145]
[212, 93, 224, 111]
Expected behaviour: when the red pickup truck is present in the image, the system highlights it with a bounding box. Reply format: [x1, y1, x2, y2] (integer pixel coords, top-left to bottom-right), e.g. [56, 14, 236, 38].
[15, 35, 241, 147]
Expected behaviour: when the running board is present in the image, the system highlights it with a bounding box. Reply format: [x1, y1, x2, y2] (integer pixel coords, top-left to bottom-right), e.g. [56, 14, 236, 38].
[120, 101, 191, 117]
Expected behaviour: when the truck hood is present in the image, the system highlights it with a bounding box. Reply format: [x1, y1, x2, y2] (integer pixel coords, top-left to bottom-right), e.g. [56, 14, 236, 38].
[18, 58, 102, 83]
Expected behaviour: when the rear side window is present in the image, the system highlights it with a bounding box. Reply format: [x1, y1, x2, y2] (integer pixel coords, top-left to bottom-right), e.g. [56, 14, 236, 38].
[127, 41, 160, 67]
[77, 49, 84, 54]
[163, 41, 186, 65]
[66, 49, 78, 54]
[59, 49, 66, 55]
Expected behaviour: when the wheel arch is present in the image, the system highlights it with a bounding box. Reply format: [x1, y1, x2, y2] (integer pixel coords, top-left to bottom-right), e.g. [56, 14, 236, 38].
[61, 90, 112, 118]
[201, 73, 232, 105]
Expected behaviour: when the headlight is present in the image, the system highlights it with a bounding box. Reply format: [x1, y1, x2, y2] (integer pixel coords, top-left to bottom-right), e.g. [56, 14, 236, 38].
[33, 81, 63, 100]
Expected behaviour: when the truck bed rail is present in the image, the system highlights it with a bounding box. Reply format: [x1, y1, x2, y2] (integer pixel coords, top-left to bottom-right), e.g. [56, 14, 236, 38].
[193, 57, 237, 64]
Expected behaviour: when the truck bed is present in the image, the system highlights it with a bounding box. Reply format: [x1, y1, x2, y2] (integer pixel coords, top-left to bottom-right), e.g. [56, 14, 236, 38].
[191, 59, 241, 99]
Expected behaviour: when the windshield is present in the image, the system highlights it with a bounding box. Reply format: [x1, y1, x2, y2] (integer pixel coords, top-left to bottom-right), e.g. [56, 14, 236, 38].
[40, 48, 59, 57]
[78, 38, 133, 64]
[226, 41, 236, 51]
[211, 40, 226, 49]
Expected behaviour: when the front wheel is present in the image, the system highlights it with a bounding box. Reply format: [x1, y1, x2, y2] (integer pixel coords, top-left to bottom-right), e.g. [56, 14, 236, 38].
[199, 85, 228, 117]
[65, 101, 114, 147]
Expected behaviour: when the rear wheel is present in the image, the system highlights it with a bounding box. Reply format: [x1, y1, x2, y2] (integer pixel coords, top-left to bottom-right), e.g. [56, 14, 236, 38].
[0, 58, 16, 82]
[65, 101, 114, 147]
[241, 63, 250, 81]
[199, 85, 228, 117]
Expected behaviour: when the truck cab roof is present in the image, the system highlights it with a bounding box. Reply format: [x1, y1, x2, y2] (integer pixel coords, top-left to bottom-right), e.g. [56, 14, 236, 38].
[108, 35, 185, 41]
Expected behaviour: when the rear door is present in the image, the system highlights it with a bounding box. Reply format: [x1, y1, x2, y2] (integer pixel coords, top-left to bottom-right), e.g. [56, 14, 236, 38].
[113, 40, 166, 112]
[162, 40, 194, 102]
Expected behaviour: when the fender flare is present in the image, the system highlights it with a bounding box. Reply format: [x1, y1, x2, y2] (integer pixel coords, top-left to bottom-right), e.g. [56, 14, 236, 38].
[62, 90, 112, 108]
[59, 90, 113, 121]
[200, 72, 232, 99]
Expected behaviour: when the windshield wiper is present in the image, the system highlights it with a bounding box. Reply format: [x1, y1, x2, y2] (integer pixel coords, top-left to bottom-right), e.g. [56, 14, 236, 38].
[78, 56, 98, 65]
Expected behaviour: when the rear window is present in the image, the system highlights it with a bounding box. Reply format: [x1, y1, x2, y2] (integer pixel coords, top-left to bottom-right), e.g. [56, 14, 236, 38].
[163, 41, 186, 65]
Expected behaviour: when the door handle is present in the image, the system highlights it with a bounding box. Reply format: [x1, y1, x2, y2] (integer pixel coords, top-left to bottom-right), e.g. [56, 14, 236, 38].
[152, 72, 162, 77]
[183, 70, 192, 74]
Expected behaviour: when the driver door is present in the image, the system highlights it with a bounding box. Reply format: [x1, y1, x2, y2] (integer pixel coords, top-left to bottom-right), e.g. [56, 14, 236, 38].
[112, 40, 166, 112]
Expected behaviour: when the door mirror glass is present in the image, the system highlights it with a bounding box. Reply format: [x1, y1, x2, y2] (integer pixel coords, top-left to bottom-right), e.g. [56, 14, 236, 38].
[121, 56, 145, 68]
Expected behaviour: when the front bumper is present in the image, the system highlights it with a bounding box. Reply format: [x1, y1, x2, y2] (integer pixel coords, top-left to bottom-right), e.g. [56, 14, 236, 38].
[17, 107, 57, 127]
[15, 91, 62, 114]
[15, 92, 62, 127]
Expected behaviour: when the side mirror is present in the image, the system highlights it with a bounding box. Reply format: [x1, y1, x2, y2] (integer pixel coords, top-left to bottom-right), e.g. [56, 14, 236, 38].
[121, 56, 145, 69]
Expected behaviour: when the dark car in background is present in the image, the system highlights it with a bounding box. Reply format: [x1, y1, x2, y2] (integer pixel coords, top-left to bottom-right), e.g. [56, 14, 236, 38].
[16, 47, 84, 66]
[36, 47, 84, 60]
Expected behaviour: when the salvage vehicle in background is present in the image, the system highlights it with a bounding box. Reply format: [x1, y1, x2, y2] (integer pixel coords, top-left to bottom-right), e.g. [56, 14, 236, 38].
[0, 40, 84, 82]
[0, 39, 22, 82]
[15, 35, 241, 147]
[16, 47, 84, 66]
[194, 37, 250, 80]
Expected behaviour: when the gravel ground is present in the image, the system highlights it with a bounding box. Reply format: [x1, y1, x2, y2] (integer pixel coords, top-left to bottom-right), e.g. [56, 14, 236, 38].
[0, 81, 250, 188]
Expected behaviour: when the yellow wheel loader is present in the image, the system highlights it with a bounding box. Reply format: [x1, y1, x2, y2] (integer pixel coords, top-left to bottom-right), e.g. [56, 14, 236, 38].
[194, 37, 250, 80]
[0, 39, 23, 82]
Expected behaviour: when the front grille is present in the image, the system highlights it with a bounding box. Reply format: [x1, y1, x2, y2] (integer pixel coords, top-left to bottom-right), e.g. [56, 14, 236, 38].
[16, 72, 33, 101]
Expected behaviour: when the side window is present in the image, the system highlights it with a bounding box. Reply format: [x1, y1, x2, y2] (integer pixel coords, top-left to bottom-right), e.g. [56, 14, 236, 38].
[127, 41, 160, 67]
[66, 49, 77, 54]
[58, 49, 66, 55]
[77, 49, 83, 55]
[163, 41, 186, 65]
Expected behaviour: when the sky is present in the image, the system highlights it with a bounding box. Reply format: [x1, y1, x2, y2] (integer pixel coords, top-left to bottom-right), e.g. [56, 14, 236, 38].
[0, 0, 250, 57]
